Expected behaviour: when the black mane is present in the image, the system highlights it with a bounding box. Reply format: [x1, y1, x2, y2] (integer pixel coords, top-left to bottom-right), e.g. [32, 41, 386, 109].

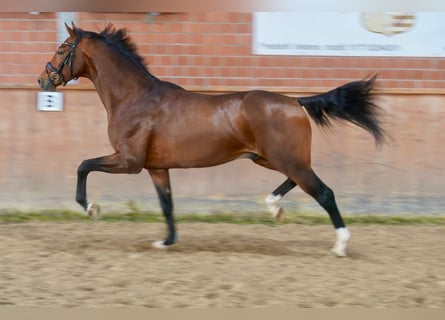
[101, 25, 149, 73]
[78, 24, 183, 90]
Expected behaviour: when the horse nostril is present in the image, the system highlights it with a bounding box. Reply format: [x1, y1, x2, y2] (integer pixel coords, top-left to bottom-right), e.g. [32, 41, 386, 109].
[37, 78, 42, 85]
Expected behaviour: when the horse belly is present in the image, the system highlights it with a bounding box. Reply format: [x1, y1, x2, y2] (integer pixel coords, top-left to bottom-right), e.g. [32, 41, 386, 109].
[144, 94, 252, 169]
[146, 133, 245, 169]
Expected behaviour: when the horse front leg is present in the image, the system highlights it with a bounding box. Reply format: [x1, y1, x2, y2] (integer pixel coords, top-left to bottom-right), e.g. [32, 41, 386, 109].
[147, 168, 177, 249]
[75, 152, 143, 219]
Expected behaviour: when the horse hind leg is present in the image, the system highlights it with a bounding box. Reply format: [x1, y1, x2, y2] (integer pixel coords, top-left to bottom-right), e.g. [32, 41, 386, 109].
[265, 178, 297, 221]
[287, 167, 351, 257]
[252, 157, 296, 221]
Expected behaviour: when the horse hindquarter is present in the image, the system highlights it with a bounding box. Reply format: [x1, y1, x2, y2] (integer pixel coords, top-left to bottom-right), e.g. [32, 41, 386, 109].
[241, 91, 313, 170]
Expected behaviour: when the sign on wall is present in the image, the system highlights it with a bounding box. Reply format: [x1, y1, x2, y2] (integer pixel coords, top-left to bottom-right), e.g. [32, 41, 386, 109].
[252, 12, 445, 57]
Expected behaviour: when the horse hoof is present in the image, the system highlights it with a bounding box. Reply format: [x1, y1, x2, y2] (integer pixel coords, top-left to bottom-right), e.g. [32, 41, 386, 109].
[331, 247, 347, 257]
[274, 208, 285, 222]
[331, 227, 350, 257]
[152, 240, 169, 249]
[331, 240, 348, 257]
[87, 203, 101, 220]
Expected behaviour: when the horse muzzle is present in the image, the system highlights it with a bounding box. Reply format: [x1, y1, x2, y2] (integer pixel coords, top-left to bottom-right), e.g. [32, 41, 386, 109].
[37, 74, 57, 92]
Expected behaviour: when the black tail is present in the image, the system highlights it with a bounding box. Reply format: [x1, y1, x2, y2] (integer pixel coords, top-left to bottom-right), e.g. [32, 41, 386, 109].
[297, 75, 386, 145]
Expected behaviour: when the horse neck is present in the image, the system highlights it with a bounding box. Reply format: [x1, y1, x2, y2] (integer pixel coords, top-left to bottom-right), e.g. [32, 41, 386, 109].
[81, 42, 158, 116]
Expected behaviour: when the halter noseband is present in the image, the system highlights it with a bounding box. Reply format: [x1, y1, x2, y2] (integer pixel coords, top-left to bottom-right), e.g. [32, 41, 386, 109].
[45, 36, 81, 86]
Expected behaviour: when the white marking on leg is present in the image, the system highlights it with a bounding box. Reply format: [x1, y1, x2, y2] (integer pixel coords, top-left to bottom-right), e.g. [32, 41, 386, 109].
[87, 203, 101, 220]
[331, 227, 351, 257]
[265, 194, 284, 220]
[152, 240, 169, 249]
[152, 234, 179, 250]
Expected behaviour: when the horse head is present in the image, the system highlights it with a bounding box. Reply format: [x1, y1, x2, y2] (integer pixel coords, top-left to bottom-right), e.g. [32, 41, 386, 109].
[38, 23, 86, 91]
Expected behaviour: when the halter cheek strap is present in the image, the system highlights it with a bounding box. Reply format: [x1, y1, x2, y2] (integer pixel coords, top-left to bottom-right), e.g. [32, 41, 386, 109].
[46, 37, 81, 86]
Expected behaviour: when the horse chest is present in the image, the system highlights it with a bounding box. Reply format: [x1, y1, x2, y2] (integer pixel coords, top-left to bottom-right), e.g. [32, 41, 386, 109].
[107, 118, 149, 151]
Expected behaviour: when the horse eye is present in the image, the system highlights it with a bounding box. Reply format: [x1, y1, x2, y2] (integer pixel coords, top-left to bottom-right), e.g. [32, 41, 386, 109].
[57, 50, 64, 55]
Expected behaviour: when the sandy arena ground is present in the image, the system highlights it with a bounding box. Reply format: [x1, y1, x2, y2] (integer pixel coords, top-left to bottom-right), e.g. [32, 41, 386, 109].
[0, 222, 444, 308]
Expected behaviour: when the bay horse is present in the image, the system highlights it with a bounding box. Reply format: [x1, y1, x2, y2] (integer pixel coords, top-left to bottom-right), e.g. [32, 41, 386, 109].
[38, 23, 385, 257]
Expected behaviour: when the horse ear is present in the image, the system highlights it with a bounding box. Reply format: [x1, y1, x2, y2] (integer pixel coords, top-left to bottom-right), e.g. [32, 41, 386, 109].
[65, 22, 76, 37]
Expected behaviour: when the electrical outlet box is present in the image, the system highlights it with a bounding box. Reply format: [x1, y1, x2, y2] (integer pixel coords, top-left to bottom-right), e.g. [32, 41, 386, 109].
[37, 91, 64, 111]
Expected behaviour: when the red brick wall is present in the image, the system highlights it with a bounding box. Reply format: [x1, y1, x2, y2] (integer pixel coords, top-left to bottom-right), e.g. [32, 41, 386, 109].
[0, 12, 57, 85]
[1, 90, 444, 213]
[1, 12, 444, 92]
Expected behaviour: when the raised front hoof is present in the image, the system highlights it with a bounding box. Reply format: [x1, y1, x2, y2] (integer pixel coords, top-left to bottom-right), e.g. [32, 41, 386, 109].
[87, 203, 101, 220]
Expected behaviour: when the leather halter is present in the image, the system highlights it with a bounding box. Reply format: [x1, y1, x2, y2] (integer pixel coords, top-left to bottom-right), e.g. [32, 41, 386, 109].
[45, 37, 81, 86]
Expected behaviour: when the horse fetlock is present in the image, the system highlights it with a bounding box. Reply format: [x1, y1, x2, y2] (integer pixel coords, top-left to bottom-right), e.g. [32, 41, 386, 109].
[265, 194, 284, 221]
[152, 240, 169, 249]
[331, 227, 350, 257]
[152, 239, 175, 249]
[76, 197, 88, 211]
